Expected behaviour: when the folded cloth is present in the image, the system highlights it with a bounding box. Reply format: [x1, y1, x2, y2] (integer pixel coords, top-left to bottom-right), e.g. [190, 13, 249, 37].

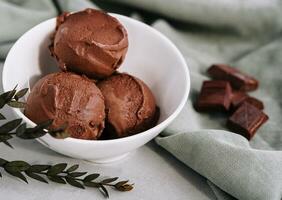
[1, 0, 282, 199]
[156, 131, 282, 200]
[0, 0, 95, 59]
[106, 0, 282, 38]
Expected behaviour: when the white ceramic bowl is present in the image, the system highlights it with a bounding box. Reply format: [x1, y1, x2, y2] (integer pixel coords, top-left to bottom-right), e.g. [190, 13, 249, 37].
[2, 14, 190, 163]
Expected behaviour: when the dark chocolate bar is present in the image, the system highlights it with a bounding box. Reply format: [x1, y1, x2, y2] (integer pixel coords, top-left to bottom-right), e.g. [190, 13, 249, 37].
[207, 64, 258, 91]
[227, 102, 268, 140]
[195, 80, 232, 112]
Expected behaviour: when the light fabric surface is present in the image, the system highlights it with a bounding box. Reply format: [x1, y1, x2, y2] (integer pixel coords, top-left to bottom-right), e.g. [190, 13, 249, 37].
[1, 0, 282, 199]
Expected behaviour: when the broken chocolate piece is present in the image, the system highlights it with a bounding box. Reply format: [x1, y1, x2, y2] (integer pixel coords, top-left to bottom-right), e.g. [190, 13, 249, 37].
[245, 97, 264, 110]
[231, 91, 248, 109]
[231, 92, 264, 110]
[207, 64, 258, 91]
[227, 102, 268, 140]
[195, 80, 232, 112]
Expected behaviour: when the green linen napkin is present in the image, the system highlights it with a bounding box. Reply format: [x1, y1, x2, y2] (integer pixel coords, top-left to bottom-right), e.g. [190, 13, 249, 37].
[0, 0, 98, 59]
[1, 0, 282, 199]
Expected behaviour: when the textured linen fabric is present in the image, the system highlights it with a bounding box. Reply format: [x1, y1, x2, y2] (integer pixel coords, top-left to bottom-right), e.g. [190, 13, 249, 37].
[1, 0, 282, 199]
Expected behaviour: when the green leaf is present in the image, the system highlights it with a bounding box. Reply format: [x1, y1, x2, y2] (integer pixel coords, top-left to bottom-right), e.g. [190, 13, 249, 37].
[35, 120, 53, 130]
[5, 161, 30, 172]
[17, 128, 47, 139]
[65, 177, 85, 189]
[0, 135, 14, 148]
[47, 163, 67, 176]
[0, 134, 13, 141]
[84, 181, 100, 188]
[3, 140, 13, 149]
[0, 86, 18, 107]
[5, 170, 28, 183]
[7, 101, 26, 108]
[0, 158, 8, 166]
[6, 85, 18, 100]
[66, 164, 79, 173]
[18, 121, 51, 139]
[0, 91, 12, 99]
[0, 113, 6, 120]
[15, 88, 29, 99]
[0, 95, 7, 108]
[48, 175, 66, 184]
[0, 134, 14, 148]
[114, 180, 134, 191]
[101, 177, 118, 184]
[115, 184, 134, 191]
[69, 172, 87, 177]
[48, 123, 68, 139]
[83, 173, 100, 182]
[115, 180, 129, 188]
[16, 123, 26, 137]
[0, 88, 17, 108]
[25, 171, 48, 183]
[99, 185, 109, 198]
[27, 165, 50, 173]
[0, 100, 5, 109]
[49, 131, 69, 139]
[0, 119, 22, 133]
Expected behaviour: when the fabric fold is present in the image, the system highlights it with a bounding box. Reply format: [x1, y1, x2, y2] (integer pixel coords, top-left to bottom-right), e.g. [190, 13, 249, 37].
[156, 131, 282, 200]
[106, 0, 282, 37]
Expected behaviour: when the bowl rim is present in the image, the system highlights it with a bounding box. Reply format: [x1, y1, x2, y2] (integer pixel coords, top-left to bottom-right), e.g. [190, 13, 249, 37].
[2, 13, 190, 144]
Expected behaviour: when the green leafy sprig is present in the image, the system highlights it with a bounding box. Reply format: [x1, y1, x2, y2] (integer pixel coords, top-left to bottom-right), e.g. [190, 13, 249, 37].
[0, 159, 133, 198]
[0, 87, 68, 148]
[0, 85, 27, 114]
[0, 118, 67, 148]
[0, 87, 134, 197]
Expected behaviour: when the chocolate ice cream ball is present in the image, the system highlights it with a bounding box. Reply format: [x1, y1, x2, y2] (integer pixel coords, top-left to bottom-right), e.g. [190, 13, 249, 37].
[24, 72, 105, 140]
[97, 73, 159, 138]
[50, 8, 128, 79]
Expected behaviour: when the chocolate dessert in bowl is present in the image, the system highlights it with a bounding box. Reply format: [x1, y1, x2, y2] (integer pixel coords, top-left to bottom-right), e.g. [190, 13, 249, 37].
[2, 9, 190, 163]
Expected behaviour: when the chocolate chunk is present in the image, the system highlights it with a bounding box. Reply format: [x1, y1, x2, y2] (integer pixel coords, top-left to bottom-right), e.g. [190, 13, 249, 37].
[227, 102, 268, 140]
[231, 91, 248, 109]
[245, 97, 264, 110]
[231, 92, 264, 110]
[207, 64, 258, 91]
[195, 80, 232, 112]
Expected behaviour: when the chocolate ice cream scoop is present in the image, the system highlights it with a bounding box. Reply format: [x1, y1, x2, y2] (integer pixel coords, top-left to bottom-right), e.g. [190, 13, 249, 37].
[97, 73, 159, 138]
[24, 72, 105, 140]
[50, 8, 128, 79]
